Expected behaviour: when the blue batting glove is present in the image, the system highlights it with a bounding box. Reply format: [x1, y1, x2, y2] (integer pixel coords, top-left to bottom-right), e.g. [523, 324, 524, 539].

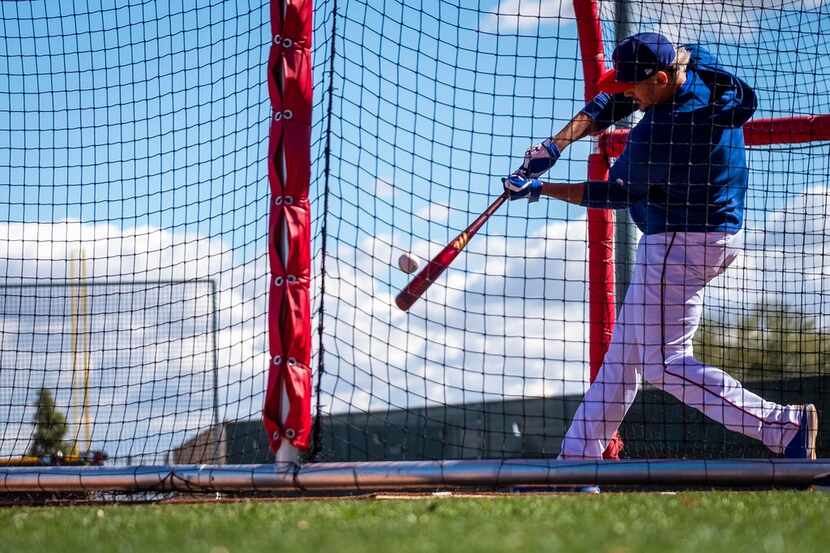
[522, 138, 561, 178]
[503, 173, 543, 202]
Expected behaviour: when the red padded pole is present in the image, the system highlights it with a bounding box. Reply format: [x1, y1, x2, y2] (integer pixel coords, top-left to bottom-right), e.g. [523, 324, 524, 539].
[586, 154, 616, 382]
[574, 0, 606, 100]
[263, 0, 314, 454]
[743, 114, 830, 145]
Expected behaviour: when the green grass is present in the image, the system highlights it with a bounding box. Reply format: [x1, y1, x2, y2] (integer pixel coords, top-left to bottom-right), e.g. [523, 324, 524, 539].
[1, 491, 827, 553]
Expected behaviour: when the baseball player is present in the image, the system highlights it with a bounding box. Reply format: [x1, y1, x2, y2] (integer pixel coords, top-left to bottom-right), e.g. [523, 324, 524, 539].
[504, 32, 819, 460]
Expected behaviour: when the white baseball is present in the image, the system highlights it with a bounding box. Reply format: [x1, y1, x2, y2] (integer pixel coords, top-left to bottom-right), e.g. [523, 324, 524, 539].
[398, 252, 419, 274]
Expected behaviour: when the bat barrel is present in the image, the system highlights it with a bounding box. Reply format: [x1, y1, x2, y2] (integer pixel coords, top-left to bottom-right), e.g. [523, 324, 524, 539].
[395, 259, 453, 311]
[395, 192, 508, 312]
[395, 290, 418, 311]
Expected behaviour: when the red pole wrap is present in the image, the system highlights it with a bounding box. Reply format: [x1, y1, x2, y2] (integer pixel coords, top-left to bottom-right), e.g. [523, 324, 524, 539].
[574, 0, 623, 459]
[601, 114, 830, 158]
[586, 154, 616, 381]
[263, 0, 314, 453]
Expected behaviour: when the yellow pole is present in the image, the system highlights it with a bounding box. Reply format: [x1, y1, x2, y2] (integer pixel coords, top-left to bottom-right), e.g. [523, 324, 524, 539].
[80, 249, 92, 452]
[68, 247, 93, 455]
[68, 249, 80, 456]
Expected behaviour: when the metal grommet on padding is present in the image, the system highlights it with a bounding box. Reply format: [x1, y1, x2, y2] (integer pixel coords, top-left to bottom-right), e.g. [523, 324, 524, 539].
[284, 196, 294, 205]
[273, 111, 282, 121]
[287, 357, 296, 366]
[282, 38, 293, 48]
[272, 430, 280, 440]
[283, 109, 293, 119]
[286, 274, 297, 284]
[272, 355, 281, 365]
[274, 196, 283, 205]
[273, 34, 281, 45]
[285, 428, 296, 439]
[274, 276, 284, 286]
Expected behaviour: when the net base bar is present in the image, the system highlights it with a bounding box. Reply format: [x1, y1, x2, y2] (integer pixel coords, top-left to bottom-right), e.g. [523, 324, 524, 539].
[2, 459, 829, 493]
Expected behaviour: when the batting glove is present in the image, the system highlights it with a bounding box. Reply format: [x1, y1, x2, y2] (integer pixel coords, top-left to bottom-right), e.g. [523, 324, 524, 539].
[522, 138, 561, 178]
[503, 173, 543, 202]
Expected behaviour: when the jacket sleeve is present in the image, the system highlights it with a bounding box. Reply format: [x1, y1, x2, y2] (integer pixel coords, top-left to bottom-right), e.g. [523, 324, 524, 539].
[580, 135, 667, 209]
[580, 177, 646, 209]
[579, 92, 638, 132]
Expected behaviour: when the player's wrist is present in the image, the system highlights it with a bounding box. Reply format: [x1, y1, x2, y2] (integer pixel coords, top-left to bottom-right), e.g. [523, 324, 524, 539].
[543, 138, 561, 158]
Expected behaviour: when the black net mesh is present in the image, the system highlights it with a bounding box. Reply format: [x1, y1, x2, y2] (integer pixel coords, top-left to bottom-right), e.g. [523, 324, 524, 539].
[310, 0, 593, 461]
[0, 2, 274, 467]
[311, 0, 830, 461]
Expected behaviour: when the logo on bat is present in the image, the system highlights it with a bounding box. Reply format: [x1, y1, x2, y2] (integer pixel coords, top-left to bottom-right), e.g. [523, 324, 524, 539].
[452, 232, 469, 250]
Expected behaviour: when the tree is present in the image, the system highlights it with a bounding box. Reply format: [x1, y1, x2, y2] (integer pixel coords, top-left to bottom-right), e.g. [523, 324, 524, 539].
[694, 302, 830, 381]
[28, 388, 69, 458]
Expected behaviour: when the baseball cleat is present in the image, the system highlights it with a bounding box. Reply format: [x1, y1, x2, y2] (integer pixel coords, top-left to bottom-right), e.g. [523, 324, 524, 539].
[784, 404, 818, 459]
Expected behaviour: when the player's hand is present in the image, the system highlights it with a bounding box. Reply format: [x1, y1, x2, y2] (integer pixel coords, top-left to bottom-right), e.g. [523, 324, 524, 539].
[522, 138, 561, 178]
[503, 173, 542, 202]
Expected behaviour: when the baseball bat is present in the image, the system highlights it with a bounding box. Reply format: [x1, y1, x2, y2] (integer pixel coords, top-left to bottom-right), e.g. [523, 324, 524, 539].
[395, 191, 509, 311]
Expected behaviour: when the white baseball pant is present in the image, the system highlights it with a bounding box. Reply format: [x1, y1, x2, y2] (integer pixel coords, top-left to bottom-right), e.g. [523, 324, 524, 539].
[560, 231, 802, 459]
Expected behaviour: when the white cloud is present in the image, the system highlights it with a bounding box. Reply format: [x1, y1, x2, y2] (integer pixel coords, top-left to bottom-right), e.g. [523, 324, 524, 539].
[600, 0, 826, 45]
[415, 202, 450, 224]
[478, 0, 826, 38]
[373, 176, 395, 200]
[317, 214, 592, 421]
[0, 221, 268, 460]
[10, 182, 827, 461]
[479, 0, 573, 34]
[323, 181, 830, 426]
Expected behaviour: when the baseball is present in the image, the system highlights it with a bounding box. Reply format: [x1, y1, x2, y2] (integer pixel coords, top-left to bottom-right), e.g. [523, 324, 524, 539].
[398, 252, 419, 274]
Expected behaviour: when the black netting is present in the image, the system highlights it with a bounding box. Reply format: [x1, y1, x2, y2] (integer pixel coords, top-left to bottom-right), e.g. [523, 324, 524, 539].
[311, 0, 830, 461]
[0, 2, 273, 467]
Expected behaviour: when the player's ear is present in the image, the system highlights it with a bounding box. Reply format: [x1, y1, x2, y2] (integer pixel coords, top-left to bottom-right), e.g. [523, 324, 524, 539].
[654, 70, 670, 85]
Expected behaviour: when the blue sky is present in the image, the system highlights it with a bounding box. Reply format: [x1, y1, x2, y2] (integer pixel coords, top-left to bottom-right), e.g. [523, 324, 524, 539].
[0, 0, 270, 266]
[2, 0, 826, 255]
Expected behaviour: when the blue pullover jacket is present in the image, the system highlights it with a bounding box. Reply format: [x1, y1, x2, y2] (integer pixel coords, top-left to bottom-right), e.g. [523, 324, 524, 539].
[579, 46, 757, 235]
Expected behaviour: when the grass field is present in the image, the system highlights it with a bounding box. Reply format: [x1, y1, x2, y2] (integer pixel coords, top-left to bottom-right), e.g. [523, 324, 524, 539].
[2, 491, 827, 553]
